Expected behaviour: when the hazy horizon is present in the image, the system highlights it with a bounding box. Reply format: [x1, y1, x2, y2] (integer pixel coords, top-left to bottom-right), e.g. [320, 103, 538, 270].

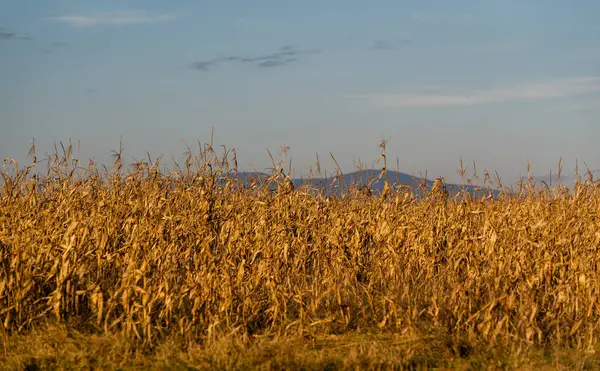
[2, 0, 599, 184]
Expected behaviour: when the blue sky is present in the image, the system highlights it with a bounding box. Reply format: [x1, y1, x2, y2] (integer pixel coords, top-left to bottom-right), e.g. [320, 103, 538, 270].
[2, 0, 599, 183]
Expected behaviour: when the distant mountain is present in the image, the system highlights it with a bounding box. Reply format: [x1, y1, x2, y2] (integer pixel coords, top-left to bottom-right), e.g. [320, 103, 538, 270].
[231, 170, 498, 198]
[531, 169, 600, 189]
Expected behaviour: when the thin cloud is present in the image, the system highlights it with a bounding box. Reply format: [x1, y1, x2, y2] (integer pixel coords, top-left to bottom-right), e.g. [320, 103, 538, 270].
[350, 77, 600, 108]
[190, 45, 322, 71]
[258, 58, 296, 68]
[0, 27, 31, 41]
[0, 31, 15, 40]
[190, 56, 245, 71]
[48, 11, 176, 27]
[190, 61, 213, 71]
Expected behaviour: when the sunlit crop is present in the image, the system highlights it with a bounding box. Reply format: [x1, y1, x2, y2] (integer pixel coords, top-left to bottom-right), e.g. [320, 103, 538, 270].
[2, 139, 600, 368]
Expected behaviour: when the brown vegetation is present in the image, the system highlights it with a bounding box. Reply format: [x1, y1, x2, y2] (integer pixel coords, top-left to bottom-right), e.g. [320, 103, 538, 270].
[2, 140, 600, 369]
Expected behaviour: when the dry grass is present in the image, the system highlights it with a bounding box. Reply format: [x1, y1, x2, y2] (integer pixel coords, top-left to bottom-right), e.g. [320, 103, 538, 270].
[2, 140, 600, 369]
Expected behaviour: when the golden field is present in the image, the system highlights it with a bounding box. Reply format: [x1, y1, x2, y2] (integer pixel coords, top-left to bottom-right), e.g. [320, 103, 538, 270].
[2, 141, 600, 369]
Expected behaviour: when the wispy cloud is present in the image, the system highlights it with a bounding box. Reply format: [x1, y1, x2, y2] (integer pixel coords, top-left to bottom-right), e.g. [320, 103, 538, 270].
[0, 26, 32, 41]
[190, 45, 322, 71]
[47, 11, 176, 27]
[349, 77, 600, 108]
[258, 58, 296, 68]
[0, 30, 14, 40]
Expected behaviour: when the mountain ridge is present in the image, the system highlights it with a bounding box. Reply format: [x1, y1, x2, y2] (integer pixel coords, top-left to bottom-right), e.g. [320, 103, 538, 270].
[233, 169, 498, 197]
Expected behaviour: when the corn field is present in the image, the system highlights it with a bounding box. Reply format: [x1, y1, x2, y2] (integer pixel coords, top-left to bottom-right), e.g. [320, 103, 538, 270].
[2, 140, 600, 367]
